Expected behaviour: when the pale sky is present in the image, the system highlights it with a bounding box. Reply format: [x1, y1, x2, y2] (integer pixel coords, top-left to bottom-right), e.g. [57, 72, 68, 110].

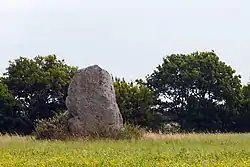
[0, 0, 249, 84]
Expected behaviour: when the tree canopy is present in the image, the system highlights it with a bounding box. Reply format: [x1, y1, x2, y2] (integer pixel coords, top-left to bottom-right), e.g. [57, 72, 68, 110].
[146, 51, 243, 132]
[0, 51, 249, 134]
[113, 78, 159, 129]
[1, 55, 77, 133]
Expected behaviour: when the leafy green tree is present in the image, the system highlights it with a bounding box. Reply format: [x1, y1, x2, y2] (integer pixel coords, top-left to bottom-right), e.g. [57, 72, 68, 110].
[2, 55, 77, 133]
[0, 82, 16, 133]
[0, 82, 31, 134]
[0, 82, 15, 114]
[113, 78, 159, 129]
[237, 84, 250, 131]
[146, 51, 242, 132]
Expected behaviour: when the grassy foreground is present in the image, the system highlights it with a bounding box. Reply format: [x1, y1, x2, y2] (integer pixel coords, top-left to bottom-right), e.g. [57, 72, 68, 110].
[0, 133, 250, 166]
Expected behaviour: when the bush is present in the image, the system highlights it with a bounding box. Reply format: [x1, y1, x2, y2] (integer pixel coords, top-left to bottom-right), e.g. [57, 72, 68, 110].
[115, 124, 145, 140]
[34, 112, 70, 140]
[34, 113, 144, 140]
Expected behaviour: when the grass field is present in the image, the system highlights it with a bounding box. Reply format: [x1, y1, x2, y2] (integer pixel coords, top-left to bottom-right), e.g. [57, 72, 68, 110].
[1, 133, 250, 166]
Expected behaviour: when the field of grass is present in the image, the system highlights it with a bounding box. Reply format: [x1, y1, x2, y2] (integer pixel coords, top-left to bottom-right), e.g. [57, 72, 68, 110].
[0, 133, 250, 166]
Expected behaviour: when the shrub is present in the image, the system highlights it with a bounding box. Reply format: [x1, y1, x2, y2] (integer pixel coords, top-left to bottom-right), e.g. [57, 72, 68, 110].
[34, 112, 70, 140]
[34, 113, 144, 140]
[121, 124, 145, 139]
[110, 124, 144, 140]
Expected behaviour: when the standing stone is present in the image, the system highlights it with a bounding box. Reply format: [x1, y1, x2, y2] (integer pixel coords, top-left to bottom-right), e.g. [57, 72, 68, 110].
[66, 65, 123, 135]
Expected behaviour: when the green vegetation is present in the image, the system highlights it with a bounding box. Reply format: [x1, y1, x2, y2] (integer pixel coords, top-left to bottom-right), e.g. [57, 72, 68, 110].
[146, 51, 243, 132]
[34, 114, 144, 140]
[114, 78, 159, 130]
[1, 133, 250, 166]
[1, 51, 250, 166]
[1, 55, 77, 134]
[1, 51, 250, 138]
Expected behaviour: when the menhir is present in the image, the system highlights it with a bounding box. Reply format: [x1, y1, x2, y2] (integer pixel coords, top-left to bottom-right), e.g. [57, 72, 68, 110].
[66, 65, 123, 135]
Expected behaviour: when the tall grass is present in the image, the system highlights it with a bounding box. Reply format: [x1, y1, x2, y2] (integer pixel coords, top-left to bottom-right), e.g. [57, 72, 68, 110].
[1, 133, 250, 166]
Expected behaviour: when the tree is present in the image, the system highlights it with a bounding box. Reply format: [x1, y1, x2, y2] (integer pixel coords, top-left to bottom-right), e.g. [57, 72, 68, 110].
[0, 82, 31, 134]
[146, 51, 242, 132]
[113, 78, 159, 129]
[0, 82, 16, 133]
[2, 55, 77, 133]
[237, 84, 250, 131]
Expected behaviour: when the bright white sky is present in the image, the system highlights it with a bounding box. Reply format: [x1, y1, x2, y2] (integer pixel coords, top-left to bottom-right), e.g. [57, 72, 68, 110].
[0, 0, 249, 84]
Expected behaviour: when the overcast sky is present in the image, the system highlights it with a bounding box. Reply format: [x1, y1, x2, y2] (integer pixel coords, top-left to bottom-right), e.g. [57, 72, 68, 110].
[0, 0, 249, 84]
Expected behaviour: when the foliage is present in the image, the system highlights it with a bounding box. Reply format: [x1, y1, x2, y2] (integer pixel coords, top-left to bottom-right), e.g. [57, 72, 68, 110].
[2, 55, 77, 133]
[1, 50, 250, 134]
[237, 84, 250, 131]
[1, 134, 250, 166]
[0, 82, 31, 134]
[113, 78, 160, 130]
[117, 124, 144, 140]
[146, 51, 243, 132]
[34, 112, 143, 140]
[34, 112, 70, 140]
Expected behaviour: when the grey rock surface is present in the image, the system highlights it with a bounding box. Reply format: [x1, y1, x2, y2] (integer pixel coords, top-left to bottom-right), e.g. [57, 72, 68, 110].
[66, 65, 123, 135]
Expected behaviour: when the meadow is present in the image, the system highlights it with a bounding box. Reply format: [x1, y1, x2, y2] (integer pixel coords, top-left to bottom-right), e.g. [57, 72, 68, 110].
[0, 133, 250, 166]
